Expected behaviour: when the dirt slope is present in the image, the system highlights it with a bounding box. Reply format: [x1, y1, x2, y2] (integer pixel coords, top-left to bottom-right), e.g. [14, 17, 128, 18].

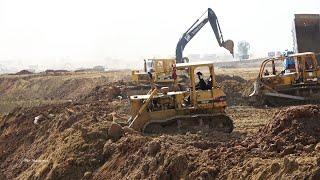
[0, 71, 129, 113]
[1, 71, 319, 179]
[1, 100, 319, 179]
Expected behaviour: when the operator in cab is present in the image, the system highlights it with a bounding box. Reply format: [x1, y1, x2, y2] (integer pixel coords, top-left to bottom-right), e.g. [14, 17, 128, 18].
[196, 72, 208, 90]
[283, 50, 295, 73]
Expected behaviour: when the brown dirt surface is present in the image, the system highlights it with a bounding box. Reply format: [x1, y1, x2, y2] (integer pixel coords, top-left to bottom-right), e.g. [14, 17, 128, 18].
[250, 105, 320, 155]
[1, 70, 320, 179]
[0, 100, 123, 179]
[1, 101, 320, 179]
[0, 71, 130, 113]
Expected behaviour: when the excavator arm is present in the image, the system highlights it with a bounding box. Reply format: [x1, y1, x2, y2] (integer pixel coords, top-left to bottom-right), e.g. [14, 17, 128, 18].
[176, 8, 234, 63]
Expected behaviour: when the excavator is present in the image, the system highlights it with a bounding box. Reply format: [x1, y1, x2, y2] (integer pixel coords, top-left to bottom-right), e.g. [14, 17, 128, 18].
[131, 8, 234, 87]
[175, 8, 234, 63]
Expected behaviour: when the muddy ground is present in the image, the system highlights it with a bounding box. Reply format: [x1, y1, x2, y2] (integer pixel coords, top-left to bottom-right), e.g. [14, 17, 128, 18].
[0, 70, 320, 179]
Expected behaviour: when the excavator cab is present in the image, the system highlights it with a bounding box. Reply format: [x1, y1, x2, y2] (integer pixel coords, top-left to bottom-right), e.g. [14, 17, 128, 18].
[128, 62, 233, 134]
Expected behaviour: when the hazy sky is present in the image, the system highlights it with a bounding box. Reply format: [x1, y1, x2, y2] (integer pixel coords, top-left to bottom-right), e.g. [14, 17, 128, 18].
[0, 0, 319, 69]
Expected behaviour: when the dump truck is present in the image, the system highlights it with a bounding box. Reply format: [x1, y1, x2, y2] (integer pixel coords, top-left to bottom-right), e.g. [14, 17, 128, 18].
[292, 14, 320, 58]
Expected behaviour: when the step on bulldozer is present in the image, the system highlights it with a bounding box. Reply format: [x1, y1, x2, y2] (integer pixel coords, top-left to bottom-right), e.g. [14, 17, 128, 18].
[127, 62, 234, 134]
[250, 52, 320, 106]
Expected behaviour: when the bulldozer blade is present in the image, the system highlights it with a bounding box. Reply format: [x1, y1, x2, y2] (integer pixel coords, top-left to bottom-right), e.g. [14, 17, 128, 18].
[264, 92, 306, 100]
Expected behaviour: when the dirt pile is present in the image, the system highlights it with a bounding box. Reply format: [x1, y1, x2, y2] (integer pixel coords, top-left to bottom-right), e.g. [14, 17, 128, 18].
[226, 155, 320, 179]
[0, 100, 127, 179]
[251, 105, 320, 155]
[225, 105, 320, 179]
[15, 70, 33, 75]
[0, 72, 129, 113]
[80, 83, 122, 102]
[93, 131, 245, 180]
[216, 75, 252, 106]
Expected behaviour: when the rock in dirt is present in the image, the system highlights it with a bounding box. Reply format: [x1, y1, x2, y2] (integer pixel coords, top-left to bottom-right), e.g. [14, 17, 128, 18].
[33, 114, 45, 125]
[82, 171, 92, 180]
[147, 141, 161, 156]
[108, 123, 124, 141]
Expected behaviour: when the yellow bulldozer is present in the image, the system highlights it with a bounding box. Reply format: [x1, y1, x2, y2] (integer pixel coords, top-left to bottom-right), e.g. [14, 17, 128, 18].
[128, 61, 233, 133]
[131, 58, 176, 85]
[250, 52, 320, 106]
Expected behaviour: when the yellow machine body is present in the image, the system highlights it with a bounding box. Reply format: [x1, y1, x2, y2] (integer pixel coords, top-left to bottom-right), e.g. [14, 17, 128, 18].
[128, 62, 233, 133]
[251, 52, 320, 105]
[131, 58, 176, 84]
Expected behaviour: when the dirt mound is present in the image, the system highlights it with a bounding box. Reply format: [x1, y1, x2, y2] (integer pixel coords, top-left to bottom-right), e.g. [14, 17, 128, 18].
[0, 100, 127, 179]
[0, 73, 129, 113]
[93, 131, 244, 180]
[15, 70, 33, 75]
[224, 105, 320, 179]
[216, 75, 250, 106]
[225, 156, 320, 180]
[250, 105, 320, 155]
[80, 84, 122, 102]
[216, 74, 247, 84]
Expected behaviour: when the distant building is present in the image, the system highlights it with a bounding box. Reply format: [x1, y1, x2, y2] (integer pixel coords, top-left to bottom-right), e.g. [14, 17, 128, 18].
[268, 51, 282, 57]
[268, 51, 276, 57]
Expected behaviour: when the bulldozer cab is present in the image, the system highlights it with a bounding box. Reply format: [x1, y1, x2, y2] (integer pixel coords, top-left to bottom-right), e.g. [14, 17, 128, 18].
[176, 62, 226, 108]
[259, 52, 319, 86]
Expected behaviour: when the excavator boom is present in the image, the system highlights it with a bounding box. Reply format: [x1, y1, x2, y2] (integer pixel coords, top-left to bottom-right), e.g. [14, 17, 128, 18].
[175, 8, 234, 63]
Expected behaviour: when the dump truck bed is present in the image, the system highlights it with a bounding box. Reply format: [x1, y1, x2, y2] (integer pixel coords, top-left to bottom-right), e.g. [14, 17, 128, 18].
[293, 14, 320, 54]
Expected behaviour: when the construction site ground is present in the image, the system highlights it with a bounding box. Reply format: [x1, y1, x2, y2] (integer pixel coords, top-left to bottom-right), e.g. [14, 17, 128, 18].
[1, 67, 320, 179]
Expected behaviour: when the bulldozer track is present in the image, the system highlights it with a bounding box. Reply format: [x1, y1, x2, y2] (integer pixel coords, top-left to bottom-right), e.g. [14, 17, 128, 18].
[143, 114, 233, 134]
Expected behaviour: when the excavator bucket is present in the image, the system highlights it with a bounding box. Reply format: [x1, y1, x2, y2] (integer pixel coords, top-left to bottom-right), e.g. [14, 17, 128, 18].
[223, 39, 234, 56]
